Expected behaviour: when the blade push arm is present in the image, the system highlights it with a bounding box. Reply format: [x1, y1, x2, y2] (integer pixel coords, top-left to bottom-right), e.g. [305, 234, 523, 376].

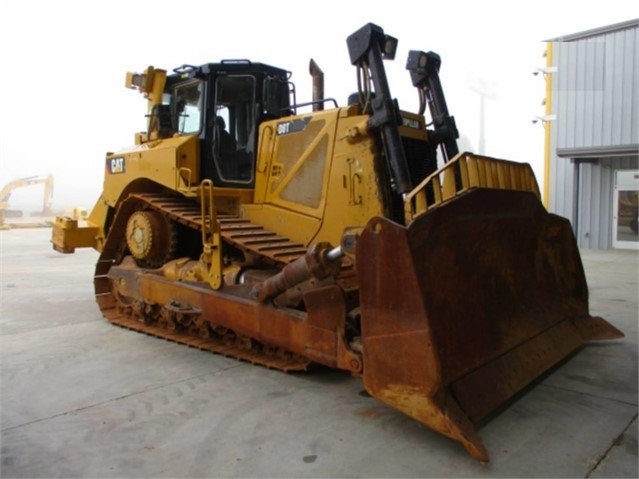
[347, 23, 412, 194]
[406, 50, 459, 163]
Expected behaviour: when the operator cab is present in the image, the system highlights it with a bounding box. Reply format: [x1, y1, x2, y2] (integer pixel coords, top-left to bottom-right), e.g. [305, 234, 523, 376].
[164, 60, 292, 188]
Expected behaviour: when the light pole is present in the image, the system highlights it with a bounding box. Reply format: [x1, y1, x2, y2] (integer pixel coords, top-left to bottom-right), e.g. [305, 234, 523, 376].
[469, 79, 497, 155]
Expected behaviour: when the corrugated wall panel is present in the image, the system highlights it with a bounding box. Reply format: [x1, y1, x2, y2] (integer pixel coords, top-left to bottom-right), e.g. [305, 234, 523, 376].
[611, 31, 626, 144]
[600, 162, 615, 248]
[550, 42, 575, 220]
[554, 26, 638, 151]
[633, 29, 639, 144]
[548, 22, 638, 249]
[574, 42, 586, 147]
[602, 38, 615, 145]
[577, 164, 592, 247]
[549, 152, 576, 224]
[620, 28, 637, 144]
[609, 33, 622, 144]
[591, 41, 606, 146]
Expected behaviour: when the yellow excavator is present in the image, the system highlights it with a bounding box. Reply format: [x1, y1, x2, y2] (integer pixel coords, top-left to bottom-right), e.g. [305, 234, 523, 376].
[51, 23, 623, 461]
[0, 174, 55, 228]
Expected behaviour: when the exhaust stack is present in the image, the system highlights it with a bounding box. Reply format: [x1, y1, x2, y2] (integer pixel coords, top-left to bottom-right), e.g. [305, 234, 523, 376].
[309, 59, 324, 111]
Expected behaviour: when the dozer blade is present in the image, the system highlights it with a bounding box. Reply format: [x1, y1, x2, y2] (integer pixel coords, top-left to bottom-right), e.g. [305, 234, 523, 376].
[356, 188, 623, 462]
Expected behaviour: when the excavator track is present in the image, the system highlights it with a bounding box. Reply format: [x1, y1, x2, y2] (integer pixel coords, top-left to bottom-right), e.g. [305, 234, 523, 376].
[94, 193, 315, 372]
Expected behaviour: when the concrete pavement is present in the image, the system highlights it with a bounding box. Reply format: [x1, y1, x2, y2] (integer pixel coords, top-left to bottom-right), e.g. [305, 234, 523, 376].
[1, 228, 637, 478]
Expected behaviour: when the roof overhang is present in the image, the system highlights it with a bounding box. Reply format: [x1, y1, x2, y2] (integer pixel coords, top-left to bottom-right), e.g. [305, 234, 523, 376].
[557, 144, 639, 159]
[545, 18, 639, 42]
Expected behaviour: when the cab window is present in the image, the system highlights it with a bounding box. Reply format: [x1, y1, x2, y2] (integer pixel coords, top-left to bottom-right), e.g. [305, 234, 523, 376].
[213, 75, 256, 184]
[173, 80, 204, 134]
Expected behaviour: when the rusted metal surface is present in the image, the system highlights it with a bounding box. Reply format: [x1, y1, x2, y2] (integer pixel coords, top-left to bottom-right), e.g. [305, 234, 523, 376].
[93, 193, 360, 374]
[250, 242, 342, 302]
[356, 188, 623, 462]
[92, 188, 623, 462]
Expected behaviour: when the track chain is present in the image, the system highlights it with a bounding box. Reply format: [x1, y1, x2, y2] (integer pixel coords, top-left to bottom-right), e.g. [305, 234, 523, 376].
[94, 193, 312, 372]
[129, 193, 307, 265]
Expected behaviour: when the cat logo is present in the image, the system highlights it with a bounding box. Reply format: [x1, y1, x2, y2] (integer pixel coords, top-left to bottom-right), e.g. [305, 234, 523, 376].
[107, 157, 125, 174]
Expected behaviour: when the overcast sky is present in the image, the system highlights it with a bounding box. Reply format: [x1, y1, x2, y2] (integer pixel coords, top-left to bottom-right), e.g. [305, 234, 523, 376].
[0, 0, 637, 210]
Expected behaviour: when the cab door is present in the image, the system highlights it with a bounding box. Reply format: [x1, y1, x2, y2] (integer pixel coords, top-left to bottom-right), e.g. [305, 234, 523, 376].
[210, 74, 257, 187]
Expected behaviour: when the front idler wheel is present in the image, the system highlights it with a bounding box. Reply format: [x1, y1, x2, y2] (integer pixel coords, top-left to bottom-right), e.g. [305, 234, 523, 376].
[125, 210, 177, 268]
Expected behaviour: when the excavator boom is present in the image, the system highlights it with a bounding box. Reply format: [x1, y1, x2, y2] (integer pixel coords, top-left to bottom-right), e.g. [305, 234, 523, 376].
[0, 174, 54, 227]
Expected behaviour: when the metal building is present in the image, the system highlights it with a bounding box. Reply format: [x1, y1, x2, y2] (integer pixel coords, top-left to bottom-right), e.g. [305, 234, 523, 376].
[543, 18, 638, 250]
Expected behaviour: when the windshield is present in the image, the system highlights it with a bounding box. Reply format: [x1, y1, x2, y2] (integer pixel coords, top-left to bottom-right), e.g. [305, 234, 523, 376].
[170, 80, 204, 134]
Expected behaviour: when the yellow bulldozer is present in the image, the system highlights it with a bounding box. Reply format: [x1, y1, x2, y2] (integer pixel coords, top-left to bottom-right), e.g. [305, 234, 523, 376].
[51, 23, 623, 461]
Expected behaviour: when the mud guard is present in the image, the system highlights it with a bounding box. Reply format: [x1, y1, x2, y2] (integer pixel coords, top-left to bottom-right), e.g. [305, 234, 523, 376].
[356, 188, 623, 461]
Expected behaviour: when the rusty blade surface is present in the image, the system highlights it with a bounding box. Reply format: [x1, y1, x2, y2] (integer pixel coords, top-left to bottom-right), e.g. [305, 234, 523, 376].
[356, 188, 623, 462]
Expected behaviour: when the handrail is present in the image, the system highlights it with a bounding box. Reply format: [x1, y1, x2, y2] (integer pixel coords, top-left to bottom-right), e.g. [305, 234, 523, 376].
[404, 152, 541, 225]
[176, 167, 193, 193]
[200, 179, 217, 249]
[199, 179, 223, 290]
